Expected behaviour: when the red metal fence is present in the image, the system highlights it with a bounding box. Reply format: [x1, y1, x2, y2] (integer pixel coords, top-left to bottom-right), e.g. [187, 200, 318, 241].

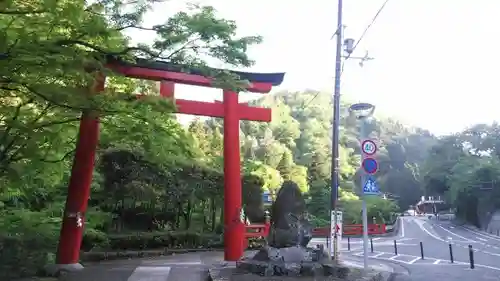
[243, 222, 386, 247]
[310, 224, 386, 236]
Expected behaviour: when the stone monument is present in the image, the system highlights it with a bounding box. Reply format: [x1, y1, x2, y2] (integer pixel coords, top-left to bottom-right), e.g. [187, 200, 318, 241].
[235, 181, 347, 278]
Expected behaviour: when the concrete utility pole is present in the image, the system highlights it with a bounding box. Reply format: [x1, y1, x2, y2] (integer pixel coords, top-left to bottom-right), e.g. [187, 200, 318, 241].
[329, 0, 343, 262]
[330, 0, 375, 262]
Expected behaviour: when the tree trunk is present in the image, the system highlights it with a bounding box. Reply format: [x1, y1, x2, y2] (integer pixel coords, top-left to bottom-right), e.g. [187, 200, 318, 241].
[175, 202, 182, 229]
[218, 205, 224, 233]
[185, 199, 192, 229]
[211, 197, 216, 232]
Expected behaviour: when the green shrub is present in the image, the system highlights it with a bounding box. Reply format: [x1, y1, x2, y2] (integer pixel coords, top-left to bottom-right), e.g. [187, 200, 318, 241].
[0, 234, 56, 279]
[84, 230, 266, 252]
[100, 231, 222, 250]
[309, 214, 330, 227]
[82, 228, 110, 251]
[0, 209, 60, 279]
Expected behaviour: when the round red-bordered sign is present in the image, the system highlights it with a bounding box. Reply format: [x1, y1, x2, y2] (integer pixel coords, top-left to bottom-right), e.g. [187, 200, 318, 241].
[361, 139, 377, 155]
[362, 157, 378, 174]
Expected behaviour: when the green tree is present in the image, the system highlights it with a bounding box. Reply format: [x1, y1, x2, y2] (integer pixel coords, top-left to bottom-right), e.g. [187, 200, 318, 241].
[0, 1, 269, 278]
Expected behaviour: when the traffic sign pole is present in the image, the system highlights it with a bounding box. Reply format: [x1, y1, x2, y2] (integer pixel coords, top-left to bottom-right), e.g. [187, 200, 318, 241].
[360, 122, 369, 270]
[358, 120, 379, 270]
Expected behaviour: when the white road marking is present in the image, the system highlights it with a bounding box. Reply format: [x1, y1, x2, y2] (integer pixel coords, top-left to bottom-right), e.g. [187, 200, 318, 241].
[461, 226, 500, 242]
[408, 257, 420, 264]
[435, 224, 475, 242]
[476, 236, 488, 242]
[127, 266, 171, 281]
[397, 238, 414, 242]
[413, 218, 447, 242]
[373, 252, 385, 257]
[455, 261, 500, 271]
[361, 250, 500, 271]
[410, 219, 500, 259]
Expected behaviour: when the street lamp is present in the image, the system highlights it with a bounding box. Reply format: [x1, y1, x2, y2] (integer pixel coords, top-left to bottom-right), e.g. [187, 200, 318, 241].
[349, 102, 375, 119]
[349, 102, 375, 270]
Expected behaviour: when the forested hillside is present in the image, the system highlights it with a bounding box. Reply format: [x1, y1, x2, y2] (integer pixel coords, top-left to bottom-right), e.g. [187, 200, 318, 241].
[421, 123, 500, 228]
[0, 0, 437, 278]
[234, 91, 437, 225]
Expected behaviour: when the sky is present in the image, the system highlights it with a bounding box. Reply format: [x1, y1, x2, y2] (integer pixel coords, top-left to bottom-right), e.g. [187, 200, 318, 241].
[129, 0, 500, 136]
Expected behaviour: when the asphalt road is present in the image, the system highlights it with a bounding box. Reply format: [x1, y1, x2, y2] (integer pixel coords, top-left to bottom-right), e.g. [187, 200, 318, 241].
[309, 216, 500, 280]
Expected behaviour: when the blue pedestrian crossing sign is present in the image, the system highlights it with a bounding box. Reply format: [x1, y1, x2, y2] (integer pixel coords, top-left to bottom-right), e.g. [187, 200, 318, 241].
[263, 191, 272, 204]
[363, 176, 380, 195]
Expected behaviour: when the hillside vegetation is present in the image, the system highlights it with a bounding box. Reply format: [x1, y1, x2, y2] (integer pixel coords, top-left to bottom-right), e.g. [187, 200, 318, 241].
[0, 1, 437, 278]
[422, 123, 500, 228]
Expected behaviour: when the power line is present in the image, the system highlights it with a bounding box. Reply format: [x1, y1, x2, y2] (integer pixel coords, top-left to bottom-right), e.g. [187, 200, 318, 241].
[343, 0, 391, 62]
[303, 0, 391, 109]
[208, 0, 393, 163]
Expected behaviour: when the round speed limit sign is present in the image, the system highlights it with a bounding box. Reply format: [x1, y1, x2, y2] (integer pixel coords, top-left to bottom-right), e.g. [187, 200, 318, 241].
[361, 140, 377, 155]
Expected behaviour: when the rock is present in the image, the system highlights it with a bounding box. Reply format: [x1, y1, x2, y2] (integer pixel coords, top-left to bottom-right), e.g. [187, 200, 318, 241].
[267, 227, 299, 248]
[235, 181, 348, 278]
[300, 262, 324, 276]
[215, 262, 384, 281]
[298, 217, 314, 247]
[284, 262, 301, 276]
[323, 263, 351, 278]
[267, 180, 312, 248]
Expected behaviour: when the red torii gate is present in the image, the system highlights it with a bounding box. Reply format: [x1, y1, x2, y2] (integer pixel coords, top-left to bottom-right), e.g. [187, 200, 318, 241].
[53, 58, 285, 271]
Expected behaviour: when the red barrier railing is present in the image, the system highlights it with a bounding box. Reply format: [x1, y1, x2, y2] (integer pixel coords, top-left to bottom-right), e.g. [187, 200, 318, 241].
[245, 223, 270, 237]
[243, 220, 270, 248]
[242, 222, 386, 248]
[311, 224, 386, 237]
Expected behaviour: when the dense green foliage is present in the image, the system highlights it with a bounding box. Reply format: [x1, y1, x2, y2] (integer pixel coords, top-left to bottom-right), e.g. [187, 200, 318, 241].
[0, 0, 436, 278]
[421, 123, 500, 227]
[237, 92, 436, 226]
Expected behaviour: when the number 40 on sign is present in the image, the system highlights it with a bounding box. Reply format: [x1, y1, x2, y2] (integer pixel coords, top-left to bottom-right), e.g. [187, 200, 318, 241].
[361, 140, 377, 155]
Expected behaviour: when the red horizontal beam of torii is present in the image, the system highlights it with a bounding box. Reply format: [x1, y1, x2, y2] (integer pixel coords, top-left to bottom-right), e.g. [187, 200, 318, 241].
[55, 58, 284, 272]
[136, 81, 271, 122]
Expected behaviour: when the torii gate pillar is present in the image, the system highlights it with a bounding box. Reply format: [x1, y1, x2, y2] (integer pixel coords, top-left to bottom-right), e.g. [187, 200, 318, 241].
[51, 58, 285, 272]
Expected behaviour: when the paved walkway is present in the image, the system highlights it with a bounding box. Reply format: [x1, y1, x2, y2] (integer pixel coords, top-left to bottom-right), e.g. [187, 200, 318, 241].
[63, 252, 222, 281]
[61, 250, 402, 281]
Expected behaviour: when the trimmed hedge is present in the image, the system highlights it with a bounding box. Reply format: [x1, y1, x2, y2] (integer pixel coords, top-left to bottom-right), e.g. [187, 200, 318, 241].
[95, 231, 223, 250]
[83, 230, 266, 252]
